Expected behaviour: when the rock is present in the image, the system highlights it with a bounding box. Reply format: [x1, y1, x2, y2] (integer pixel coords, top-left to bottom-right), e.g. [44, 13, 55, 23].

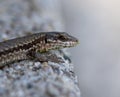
[0, 0, 81, 97]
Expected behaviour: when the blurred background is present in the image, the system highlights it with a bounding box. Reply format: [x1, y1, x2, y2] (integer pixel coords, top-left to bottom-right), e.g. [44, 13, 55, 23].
[61, 0, 120, 97]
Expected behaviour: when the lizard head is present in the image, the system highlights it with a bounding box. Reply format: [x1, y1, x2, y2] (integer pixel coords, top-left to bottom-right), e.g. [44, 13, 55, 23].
[45, 32, 79, 50]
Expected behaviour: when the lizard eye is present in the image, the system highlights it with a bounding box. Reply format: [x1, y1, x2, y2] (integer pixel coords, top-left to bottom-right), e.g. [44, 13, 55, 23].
[58, 35, 66, 40]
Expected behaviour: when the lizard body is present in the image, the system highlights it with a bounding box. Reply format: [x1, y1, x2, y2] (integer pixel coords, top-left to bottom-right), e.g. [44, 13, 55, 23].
[0, 32, 79, 67]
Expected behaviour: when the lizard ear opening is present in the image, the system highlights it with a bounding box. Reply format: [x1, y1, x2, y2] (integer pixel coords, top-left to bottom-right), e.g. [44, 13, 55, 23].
[45, 34, 54, 43]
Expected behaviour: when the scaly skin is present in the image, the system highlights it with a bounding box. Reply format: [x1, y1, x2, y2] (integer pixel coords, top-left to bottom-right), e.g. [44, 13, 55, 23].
[0, 32, 79, 67]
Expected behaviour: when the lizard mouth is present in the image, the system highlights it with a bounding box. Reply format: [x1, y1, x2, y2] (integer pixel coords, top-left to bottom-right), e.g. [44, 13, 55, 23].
[63, 40, 79, 48]
[46, 40, 79, 51]
[52, 40, 79, 49]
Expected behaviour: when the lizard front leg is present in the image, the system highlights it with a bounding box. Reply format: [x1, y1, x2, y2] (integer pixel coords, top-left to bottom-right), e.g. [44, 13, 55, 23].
[27, 51, 64, 63]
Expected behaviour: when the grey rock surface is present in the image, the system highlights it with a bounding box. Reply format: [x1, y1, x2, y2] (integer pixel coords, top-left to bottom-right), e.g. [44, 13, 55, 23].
[0, 0, 80, 97]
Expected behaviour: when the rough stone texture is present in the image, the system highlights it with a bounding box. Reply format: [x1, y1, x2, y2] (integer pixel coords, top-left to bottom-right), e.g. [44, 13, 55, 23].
[0, 0, 80, 97]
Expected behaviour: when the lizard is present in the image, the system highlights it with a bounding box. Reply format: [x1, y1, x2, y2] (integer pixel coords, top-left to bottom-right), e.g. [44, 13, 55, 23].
[0, 32, 79, 67]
